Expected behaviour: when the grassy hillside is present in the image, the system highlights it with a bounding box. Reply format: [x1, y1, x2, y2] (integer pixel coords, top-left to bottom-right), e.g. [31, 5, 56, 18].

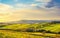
[0, 30, 60, 38]
[42, 24, 60, 32]
[0, 30, 45, 38]
[1, 23, 60, 32]
[0, 22, 60, 38]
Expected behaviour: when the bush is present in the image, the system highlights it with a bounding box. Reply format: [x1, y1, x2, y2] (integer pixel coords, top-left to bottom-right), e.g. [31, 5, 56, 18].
[46, 30, 52, 33]
[36, 29, 46, 32]
[26, 28, 34, 32]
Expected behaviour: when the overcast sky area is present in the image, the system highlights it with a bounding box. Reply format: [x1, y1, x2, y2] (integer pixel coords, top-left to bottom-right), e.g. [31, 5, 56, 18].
[0, 0, 60, 22]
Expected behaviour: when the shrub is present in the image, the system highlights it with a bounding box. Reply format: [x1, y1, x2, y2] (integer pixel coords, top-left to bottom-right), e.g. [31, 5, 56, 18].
[26, 28, 34, 32]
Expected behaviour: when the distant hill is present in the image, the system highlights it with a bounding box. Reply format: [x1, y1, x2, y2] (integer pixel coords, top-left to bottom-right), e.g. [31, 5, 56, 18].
[8, 20, 60, 24]
[0, 20, 60, 24]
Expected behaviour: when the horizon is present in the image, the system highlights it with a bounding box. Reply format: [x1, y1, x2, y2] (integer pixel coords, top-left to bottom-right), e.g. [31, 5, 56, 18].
[0, 19, 60, 23]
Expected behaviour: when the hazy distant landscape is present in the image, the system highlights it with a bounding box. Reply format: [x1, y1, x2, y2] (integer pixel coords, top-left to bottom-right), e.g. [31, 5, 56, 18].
[0, 20, 60, 38]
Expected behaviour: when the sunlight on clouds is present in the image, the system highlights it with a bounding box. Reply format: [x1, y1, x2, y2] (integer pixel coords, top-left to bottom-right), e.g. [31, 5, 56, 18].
[16, 3, 37, 8]
[0, 2, 60, 22]
[35, 0, 52, 8]
[16, 4, 28, 8]
[0, 3, 13, 14]
[0, 3, 14, 22]
[0, 5, 60, 22]
[35, 0, 51, 2]
[13, 8, 60, 20]
[15, 0, 52, 9]
[30, 4, 37, 7]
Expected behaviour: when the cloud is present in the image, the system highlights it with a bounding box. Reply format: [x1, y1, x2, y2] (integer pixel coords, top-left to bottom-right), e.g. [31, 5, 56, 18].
[0, 3, 13, 14]
[14, 0, 52, 9]
[12, 8, 60, 20]
[34, 0, 52, 8]
[0, 0, 60, 22]
[0, 3, 15, 22]
[35, 0, 51, 3]
[15, 3, 37, 9]
[46, 0, 60, 8]
[0, 3, 60, 22]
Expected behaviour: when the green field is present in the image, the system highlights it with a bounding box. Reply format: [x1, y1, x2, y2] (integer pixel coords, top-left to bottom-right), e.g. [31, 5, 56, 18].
[0, 22, 60, 38]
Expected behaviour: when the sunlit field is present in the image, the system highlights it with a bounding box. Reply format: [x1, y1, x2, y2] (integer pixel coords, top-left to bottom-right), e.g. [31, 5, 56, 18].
[0, 21, 60, 38]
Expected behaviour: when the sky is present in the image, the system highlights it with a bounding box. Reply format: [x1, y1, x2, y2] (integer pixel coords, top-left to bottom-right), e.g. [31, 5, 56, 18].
[0, 0, 60, 22]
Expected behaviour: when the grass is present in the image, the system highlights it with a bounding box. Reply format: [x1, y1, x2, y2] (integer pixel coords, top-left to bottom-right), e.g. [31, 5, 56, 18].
[0, 30, 45, 38]
[42, 24, 60, 32]
[0, 22, 60, 38]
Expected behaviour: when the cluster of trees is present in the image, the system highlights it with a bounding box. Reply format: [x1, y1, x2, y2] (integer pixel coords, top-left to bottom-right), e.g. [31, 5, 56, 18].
[23, 28, 60, 34]
[51, 21, 60, 24]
